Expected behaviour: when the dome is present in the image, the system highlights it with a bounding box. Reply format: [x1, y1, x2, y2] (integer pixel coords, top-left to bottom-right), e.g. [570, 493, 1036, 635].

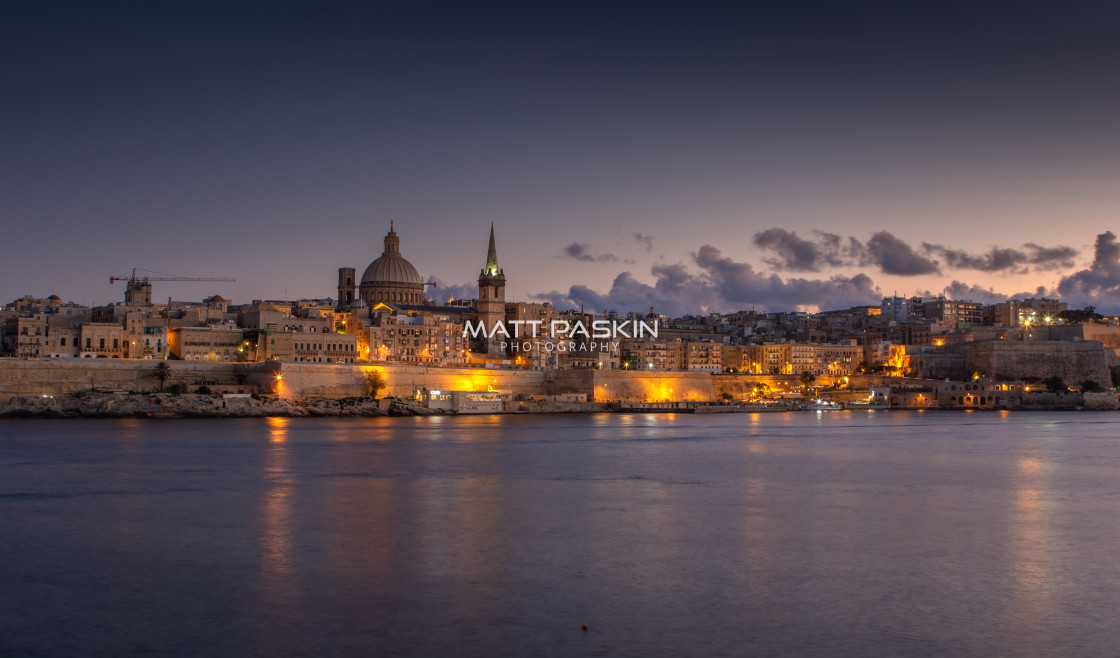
[361, 253, 423, 286]
[360, 223, 424, 286]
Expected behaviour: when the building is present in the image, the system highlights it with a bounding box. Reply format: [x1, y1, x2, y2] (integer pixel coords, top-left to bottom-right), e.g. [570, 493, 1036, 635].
[336, 267, 356, 310]
[1017, 297, 1068, 319]
[880, 296, 912, 322]
[418, 389, 505, 413]
[355, 223, 427, 307]
[2, 315, 48, 357]
[262, 330, 359, 363]
[367, 312, 467, 364]
[923, 298, 983, 328]
[476, 224, 506, 358]
[937, 380, 1025, 408]
[505, 302, 563, 369]
[77, 322, 128, 358]
[620, 340, 684, 371]
[168, 325, 245, 361]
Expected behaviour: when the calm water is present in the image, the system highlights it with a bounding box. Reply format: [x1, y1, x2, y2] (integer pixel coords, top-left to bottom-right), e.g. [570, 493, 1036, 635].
[2, 412, 1119, 657]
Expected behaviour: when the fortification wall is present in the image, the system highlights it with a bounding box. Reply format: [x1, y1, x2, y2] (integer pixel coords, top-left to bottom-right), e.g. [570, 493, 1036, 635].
[1050, 324, 1120, 349]
[943, 340, 1111, 385]
[0, 358, 262, 401]
[267, 363, 553, 399]
[909, 351, 968, 380]
[584, 370, 714, 402]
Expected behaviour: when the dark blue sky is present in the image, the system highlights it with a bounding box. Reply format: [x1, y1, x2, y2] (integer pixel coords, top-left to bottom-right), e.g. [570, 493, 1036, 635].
[4, 2, 1120, 313]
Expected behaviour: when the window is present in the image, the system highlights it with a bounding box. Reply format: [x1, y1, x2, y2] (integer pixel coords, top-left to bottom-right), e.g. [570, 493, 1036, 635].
[99, 338, 105, 349]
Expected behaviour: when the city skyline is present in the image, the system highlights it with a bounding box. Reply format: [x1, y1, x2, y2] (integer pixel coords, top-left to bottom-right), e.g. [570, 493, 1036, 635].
[4, 2, 1120, 313]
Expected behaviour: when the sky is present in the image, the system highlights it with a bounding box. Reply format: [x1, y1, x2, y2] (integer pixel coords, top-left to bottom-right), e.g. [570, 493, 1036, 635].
[3, 1, 1120, 315]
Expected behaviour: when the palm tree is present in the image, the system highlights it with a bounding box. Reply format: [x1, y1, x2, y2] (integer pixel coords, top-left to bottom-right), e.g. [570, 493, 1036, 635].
[152, 361, 172, 392]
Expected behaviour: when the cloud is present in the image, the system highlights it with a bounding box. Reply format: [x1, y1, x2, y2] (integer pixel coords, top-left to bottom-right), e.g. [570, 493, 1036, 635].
[866, 232, 941, 276]
[533, 246, 881, 315]
[633, 233, 654, 252]
[751, 228, 1077, 277]
[425, 277, 476, 304]
[1057, 231, 1120, 312]
[1023, 243, 1079, 269]
[752, 228, 852, 272]
[923, 243, 1078, 272]
[695, 245, 881, 309]
[559, 242, 618, 263]
[941, 281, 1008, 305]
[752, 228, 938, 276]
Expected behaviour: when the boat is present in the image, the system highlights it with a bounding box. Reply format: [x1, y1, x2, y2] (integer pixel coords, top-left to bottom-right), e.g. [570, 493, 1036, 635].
[804, 399, 844, 411]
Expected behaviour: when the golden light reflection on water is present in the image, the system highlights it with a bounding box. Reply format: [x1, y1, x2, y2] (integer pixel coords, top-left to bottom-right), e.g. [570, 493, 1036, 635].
[259, 417, 297, 610]
[1008, 450, 1057, 634]
[267, 416, 289, 443]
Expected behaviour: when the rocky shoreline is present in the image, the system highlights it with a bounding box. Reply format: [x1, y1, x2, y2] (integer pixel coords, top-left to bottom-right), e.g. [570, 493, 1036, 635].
[0, 393, 447, 419]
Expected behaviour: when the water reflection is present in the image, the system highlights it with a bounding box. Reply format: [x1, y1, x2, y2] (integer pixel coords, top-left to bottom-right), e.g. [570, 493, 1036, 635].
[1007, 451, 1058, 643]
[8, 413, 1120, 656]
[256, 417, 297, 650]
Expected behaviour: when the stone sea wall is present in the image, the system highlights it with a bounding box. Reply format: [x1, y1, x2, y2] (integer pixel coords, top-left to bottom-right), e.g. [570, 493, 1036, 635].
[0, 359, 716, 403]
[0, 392, 456, 418]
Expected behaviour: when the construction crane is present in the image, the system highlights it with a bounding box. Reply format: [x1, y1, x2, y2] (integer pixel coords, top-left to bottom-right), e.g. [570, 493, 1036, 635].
[109, 268, 235, 305]
[109, 268, 236, 285]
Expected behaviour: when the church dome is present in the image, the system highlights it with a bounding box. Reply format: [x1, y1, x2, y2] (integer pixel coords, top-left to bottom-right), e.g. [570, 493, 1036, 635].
[361, 253, 423, 286]
[360, 222, 424, 286]
[357, 223, 427, 307]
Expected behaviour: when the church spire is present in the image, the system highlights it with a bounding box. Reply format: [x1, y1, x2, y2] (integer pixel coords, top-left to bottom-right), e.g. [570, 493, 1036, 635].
[483, 223, 502, 277]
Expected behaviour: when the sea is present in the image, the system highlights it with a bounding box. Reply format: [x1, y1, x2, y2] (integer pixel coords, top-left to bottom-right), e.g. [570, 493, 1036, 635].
[2, 411, 1118, 657]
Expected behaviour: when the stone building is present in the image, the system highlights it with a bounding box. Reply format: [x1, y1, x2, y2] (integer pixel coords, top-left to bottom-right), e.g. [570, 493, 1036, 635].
[262, 331, 359, 364]
[168, 325, 245, 361]
[476, 224, 506, 358]
[684, 342, 723, 373]
[366, 313, 468, 365]
[80, 323, 128, 358]
[2, 315, 48, 357]
[936, 380, 1025, 408]
[620, 340, 684, 371]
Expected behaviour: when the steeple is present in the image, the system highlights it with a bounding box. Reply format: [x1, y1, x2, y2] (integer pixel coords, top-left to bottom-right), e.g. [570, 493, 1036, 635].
[383, 221, 400, 254]
[483, 223, 502, 277]
[476, 222, 507, 359]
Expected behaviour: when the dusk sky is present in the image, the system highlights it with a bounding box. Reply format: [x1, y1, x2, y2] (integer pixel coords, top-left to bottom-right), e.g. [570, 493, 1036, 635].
[4, 2, 1120, 314]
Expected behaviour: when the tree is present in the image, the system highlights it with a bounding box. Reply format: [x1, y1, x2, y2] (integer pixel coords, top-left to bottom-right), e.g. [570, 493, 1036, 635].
[1080, 380, 1103, 392]
[1059, 305, 1103, 324]
[1043, 376, 1069, 393]
[798, 372, 816, 387]
[364, 369, 386, 398]
[152, 361, 172, 392]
